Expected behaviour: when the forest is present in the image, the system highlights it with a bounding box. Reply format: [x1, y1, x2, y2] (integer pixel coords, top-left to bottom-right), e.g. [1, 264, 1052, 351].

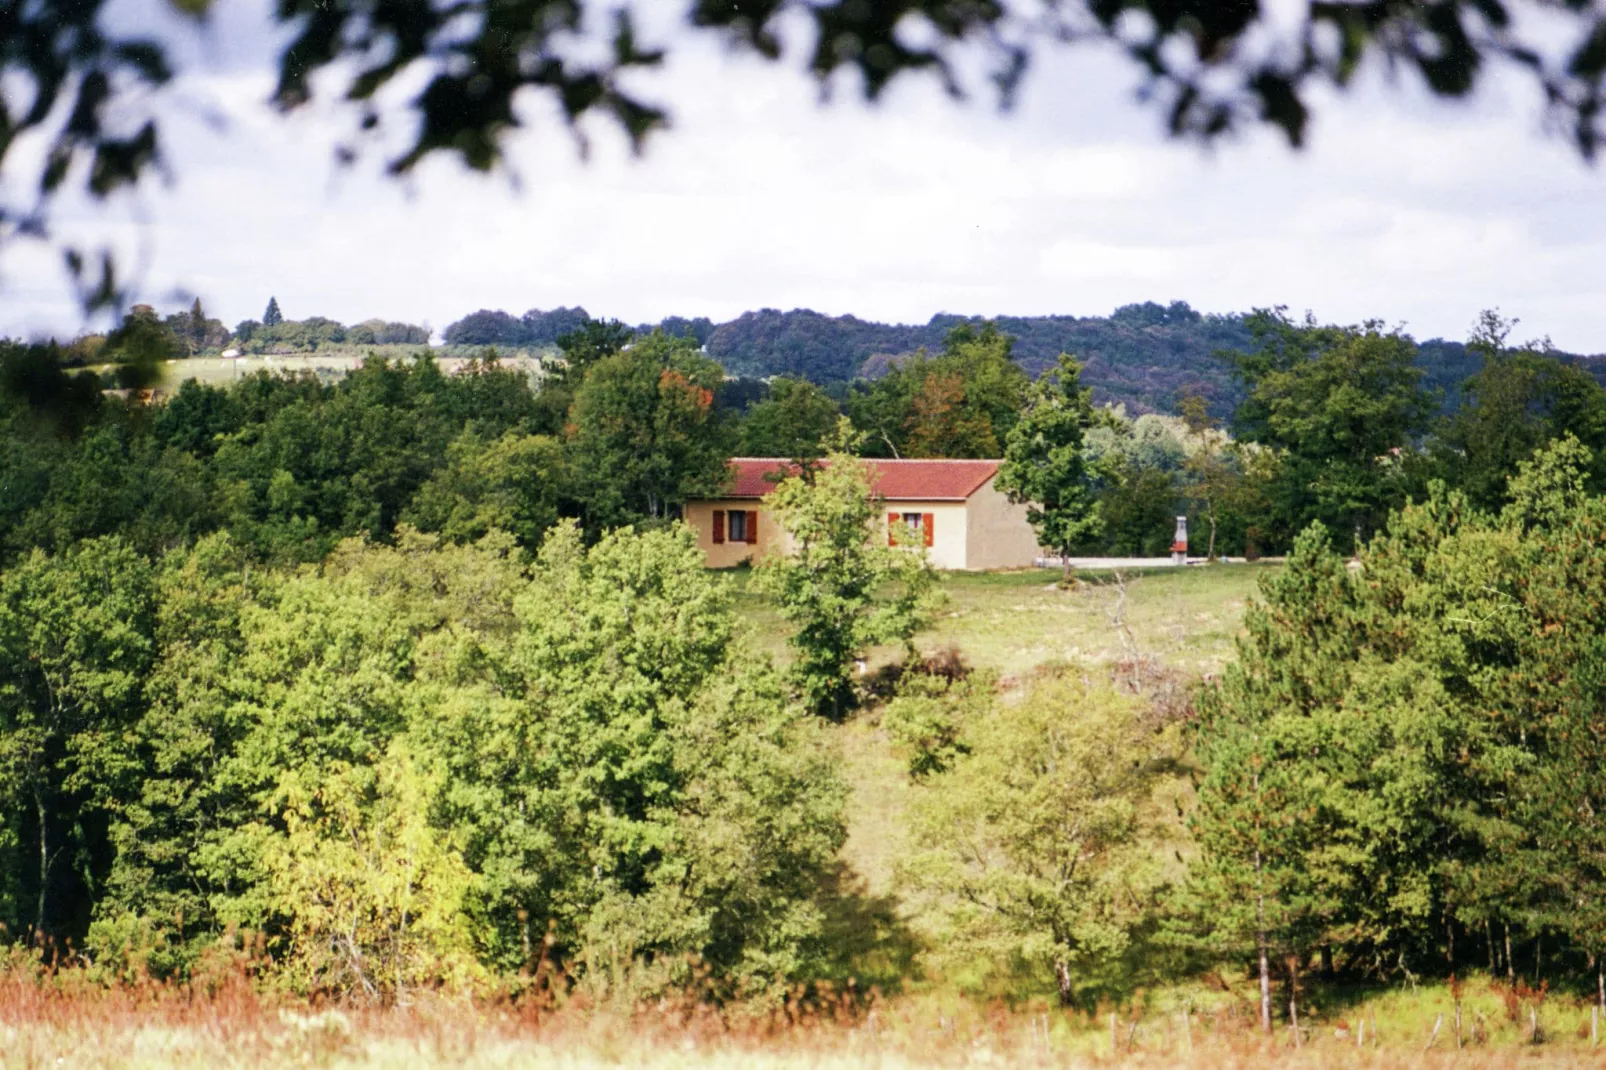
[6, 303, 1606, 1044]
[443, 300, 1605, 415]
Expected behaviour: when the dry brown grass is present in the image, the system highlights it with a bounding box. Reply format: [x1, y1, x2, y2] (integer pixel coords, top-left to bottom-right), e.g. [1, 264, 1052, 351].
[3, 960, 1600, 1070]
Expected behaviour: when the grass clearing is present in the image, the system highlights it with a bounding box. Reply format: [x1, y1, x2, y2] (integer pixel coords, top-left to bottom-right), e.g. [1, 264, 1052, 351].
[732, 562, 1272, 678]
[741, 562, 1272, 943]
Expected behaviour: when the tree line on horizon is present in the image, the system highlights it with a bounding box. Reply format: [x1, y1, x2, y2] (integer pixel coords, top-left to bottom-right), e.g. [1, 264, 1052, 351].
[40, 296, 1605, 422]
[442, 300, 1606, 416]
[8, 305, 1606, 565]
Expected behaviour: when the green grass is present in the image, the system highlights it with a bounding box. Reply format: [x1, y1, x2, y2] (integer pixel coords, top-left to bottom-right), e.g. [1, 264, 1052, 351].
[731, 562, 1273, 679]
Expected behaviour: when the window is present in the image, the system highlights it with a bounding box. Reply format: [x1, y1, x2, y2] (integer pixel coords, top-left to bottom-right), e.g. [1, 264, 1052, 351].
[888, 511, 935, 548]
[714, 509, 758, 546]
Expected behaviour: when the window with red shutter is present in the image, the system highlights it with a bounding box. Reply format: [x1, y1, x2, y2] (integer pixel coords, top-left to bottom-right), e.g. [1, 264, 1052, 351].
[745, 510, 759, 544]
[888, 512, 899, 546]
[712, 510, 725, 544]
[923, 513, 934, 548]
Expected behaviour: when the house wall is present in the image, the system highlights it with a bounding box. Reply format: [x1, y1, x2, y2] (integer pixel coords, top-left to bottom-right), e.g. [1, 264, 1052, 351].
[963, 476, 1046, 569]
[684, 500, 786, 568]
[686, 490, 1039, 571]
[685, 499, 972, 569]
[884, 501, 969, 571]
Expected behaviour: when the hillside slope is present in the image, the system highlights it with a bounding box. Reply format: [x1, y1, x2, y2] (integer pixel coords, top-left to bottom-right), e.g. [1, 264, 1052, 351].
[443, 302, 1606, 415]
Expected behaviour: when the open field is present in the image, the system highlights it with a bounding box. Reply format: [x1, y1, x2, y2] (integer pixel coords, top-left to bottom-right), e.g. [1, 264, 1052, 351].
[94, 349, 546, 390]
[732, 562, 1274, 678]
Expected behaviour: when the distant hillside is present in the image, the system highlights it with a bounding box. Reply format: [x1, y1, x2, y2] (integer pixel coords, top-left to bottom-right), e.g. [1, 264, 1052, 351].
[442, 302, 1606, 416]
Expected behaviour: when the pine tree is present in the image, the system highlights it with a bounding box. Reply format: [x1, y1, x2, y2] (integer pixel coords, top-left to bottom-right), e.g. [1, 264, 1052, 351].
[263, 296, 283, 326]
[1189, 524, 1358, 1031]
[189, 297, 207, 350]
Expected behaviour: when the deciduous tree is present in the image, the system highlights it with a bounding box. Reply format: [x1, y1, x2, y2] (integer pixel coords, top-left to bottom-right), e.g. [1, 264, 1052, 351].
[754, 433, 938, 718]
[900, 667, 1188, 1006]
[995, 354, 1102, 577]
[564, 331, 733, 529]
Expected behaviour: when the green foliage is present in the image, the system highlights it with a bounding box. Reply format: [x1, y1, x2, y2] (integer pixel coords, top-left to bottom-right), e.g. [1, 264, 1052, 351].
[565, 331, 733, 529]
[995, 354, 1102, 559]
[403, 428, 564, 551]
[0, 539, 156, 944]
[848, 323, 1028, 459]
[899, 667, 1189, 1005]
[1430, 311, 1606, 511]
[754, 439, 939, 718]
[881, 667, 993, 779]
[416, 522, 847, 993]
[1191, 438, 1606, 1000]
[102, 304, 184, 388]
[263, 297, 283, 327]
[263, 741, 483, 999]
[1223, 310, 1437, 550]
[739, 376, 842, 459]
[35, 524, 846, 999]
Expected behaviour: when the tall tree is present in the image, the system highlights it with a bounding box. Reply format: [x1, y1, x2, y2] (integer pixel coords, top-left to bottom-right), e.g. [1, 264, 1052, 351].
[995, 354, 1102, 578]
[1433, 310, 1606, 510]
[0, 539, 156, 946]
[263, 297, 283, 327]
[101, 305, 185, 388]
[188, 297, 207, 350]
[754, 431, 938, 718]
[1223, 310, 1436, 550]
[533, 317, 636, 434]
[564, 331, 733, 530]
[850, 322, 1028, 459]
[409, 522, 847, 985]
[900, 667, 1188, 1006]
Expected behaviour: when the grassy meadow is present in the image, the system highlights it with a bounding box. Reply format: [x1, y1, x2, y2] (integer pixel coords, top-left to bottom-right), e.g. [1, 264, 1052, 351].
[732, 562, 1272, 678]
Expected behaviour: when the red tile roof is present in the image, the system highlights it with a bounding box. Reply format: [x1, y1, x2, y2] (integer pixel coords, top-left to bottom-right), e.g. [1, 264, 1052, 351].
[722, 457, 1000, 501]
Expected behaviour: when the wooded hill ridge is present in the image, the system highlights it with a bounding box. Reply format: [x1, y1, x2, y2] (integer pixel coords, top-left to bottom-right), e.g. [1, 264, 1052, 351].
[443, 301, 1606, 415]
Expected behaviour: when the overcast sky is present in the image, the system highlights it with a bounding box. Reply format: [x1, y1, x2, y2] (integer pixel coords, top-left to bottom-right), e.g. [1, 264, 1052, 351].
[4, 2, 1605, 352]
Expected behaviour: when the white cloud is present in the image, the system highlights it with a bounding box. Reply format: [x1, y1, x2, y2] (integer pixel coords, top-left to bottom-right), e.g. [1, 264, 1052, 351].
[2, 9, 1604, 353]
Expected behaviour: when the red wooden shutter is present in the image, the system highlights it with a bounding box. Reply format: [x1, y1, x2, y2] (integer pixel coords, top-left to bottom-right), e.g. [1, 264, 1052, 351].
[745, 510, 759, 544]
[888, 512, 899, 546]
[712, 510, 725, 544]
[922, 513, 934, 548]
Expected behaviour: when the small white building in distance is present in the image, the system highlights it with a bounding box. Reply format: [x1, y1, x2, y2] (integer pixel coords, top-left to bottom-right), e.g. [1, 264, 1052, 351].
[684, 457, 1044, 571]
